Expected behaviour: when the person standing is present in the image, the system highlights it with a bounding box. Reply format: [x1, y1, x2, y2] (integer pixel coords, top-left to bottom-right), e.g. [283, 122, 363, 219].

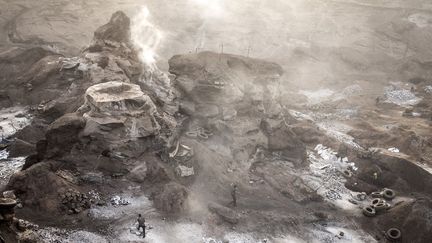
[231, 184, 238, 207]
[137, 214, 146, 238]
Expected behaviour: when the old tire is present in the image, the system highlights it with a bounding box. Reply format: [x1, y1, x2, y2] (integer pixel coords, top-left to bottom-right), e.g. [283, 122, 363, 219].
[383, 189, 396, 200]
[186, 131, 198, 138]
[386, 228, 401, 241]
[197, 132, 209, 139]
[371, 198, 384, 206]
[362, 206, 376, 217]
[374, 202, 388, 212]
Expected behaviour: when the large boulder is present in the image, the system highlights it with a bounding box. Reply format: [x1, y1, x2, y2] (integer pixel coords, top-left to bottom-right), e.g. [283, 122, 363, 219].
[8, 139, 36, 158]
[44, 113, 86, 159]
[8, 162, 72, 213]
[80, 81, 161, 144]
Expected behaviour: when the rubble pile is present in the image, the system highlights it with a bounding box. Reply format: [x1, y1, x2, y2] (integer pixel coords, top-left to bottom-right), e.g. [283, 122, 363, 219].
[60, 189, 92, 215]
[175, 165, 194, 177]
[305, 144, 357, 205]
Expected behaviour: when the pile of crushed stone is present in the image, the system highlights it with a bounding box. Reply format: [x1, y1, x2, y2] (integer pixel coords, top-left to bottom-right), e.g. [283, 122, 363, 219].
[383, 87, 421, 106]
[303, 144, 358, 209]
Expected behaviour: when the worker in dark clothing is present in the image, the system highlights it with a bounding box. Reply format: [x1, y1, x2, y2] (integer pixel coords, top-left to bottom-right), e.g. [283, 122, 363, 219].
[137, 214, 146, 238]
[375, 97, 380, 105]
[231, 184, 238, 207]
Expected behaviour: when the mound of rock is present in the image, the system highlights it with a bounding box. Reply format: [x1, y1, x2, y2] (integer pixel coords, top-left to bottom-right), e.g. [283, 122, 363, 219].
[8, 162, 73, 213]
[44, 113, 86, 159]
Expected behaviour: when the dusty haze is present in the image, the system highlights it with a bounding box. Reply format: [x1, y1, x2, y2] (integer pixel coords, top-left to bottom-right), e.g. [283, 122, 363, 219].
[2, 0, 432, 88]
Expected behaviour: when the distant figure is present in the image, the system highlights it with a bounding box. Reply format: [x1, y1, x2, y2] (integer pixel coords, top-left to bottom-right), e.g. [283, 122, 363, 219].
[137, 214, 146, 238]
[411, 86, 415, 92]
[231, 184, 238, 207]
[375, 97, 380, 105]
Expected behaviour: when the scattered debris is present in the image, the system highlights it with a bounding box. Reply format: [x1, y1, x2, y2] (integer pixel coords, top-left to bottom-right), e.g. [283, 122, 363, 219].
[171, 143, 194, 163]
[175, 165, 195, 177]
[2, 190, 16, 199]
[388, 147, 400, 153]
[169, 141, 180, 158]
[305, 144, 358, 208]
[186, 127, 213, 140]
[110, 196, 130, 207]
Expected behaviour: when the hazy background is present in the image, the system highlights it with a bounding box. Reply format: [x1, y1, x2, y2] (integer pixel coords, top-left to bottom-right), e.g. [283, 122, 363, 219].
[1, 0, 432, 88]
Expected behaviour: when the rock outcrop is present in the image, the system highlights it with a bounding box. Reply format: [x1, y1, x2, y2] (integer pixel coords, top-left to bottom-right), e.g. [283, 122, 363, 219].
[80, 81, 160, 142]
[6, 11, 181, 219]
[93, 11, 131, 45]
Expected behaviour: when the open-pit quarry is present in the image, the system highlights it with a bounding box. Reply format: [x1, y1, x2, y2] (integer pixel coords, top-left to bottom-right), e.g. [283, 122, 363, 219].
[0, 1, 432, 242]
